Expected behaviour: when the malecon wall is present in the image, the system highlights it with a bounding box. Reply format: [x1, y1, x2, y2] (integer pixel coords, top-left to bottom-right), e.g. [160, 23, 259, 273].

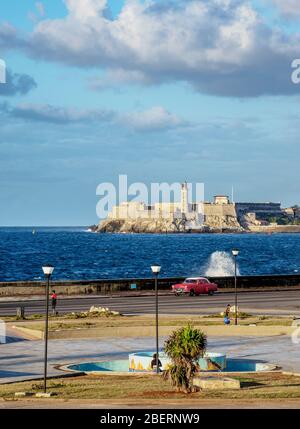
[0, 274, 300, 297]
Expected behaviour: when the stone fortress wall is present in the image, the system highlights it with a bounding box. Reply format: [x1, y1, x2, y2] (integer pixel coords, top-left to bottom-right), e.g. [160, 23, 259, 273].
[203, 199, 240, 229]
[98, 184, 289, 232]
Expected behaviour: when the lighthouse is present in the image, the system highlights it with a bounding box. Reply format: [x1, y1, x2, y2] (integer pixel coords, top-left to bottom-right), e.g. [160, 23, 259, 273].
[181, 182, 189, 215]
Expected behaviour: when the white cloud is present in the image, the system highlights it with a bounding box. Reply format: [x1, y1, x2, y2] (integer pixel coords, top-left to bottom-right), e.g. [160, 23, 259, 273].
[36, 2, 46, 17]
[2, 0, 300, 96]
[271, 0, 300, 18]
[0, 22, 21, 49]
[1, 102, 185, 132]
[28, 2, 46, 24]
[89, 69, 152, 91]
[65, 0, 108, 21]
[122, 106, 186, 131]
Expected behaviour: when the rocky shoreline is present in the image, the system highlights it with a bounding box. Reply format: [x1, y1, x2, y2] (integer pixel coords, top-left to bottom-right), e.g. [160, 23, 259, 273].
[92, 220, 300, 234]
[94, 218, 243, 234]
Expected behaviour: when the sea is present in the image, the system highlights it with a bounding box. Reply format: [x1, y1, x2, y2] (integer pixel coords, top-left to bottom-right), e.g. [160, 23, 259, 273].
[0, 227, 300, 282]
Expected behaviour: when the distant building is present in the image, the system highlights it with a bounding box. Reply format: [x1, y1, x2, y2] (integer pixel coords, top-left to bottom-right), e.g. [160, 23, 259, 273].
[104, 184, 287, 231]
[235, 202, 282, 220]
[214, 195, 230, 205]
[181, 182, 189, 214]
[294, 207, 300, 219]
[107, 185, 240, 229]
[283, 207, 296, 218]
[283, 206, 300, 218]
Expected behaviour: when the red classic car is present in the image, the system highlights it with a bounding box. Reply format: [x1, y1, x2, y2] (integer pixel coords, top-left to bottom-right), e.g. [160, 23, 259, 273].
[172, 277, 218, 296]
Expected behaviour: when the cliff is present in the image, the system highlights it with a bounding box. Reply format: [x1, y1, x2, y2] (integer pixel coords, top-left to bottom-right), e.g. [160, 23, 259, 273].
[96, 218, 244, 233]
[98, 218, 188, 233]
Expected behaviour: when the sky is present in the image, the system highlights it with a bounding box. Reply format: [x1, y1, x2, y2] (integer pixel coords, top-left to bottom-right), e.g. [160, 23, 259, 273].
[0, 0, 300, 226]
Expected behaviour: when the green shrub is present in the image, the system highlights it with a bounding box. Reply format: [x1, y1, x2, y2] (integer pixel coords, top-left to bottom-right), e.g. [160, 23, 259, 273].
[163, 325, 207, 393]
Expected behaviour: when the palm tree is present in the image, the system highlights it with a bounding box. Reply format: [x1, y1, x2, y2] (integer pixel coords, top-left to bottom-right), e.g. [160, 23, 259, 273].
[163, 325, 207, 393]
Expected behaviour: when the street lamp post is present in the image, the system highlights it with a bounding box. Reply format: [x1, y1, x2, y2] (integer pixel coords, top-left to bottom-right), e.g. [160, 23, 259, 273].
[231, 250, 239, 326]
[151, 265, 161, 374]
[42, 264, 54, 393]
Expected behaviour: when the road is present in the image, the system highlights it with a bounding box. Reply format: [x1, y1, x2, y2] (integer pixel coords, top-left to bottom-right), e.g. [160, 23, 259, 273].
[1, 290, 300, 317]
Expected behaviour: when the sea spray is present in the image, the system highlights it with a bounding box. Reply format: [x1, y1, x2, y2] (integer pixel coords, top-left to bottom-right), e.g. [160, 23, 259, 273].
[204, 251, 240, 277]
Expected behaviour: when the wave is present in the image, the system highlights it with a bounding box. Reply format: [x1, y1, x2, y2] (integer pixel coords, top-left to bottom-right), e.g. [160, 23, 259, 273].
[204, 251, 240, 277]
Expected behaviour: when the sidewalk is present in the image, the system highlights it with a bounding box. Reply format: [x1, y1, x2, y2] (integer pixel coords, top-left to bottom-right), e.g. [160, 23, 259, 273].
[1, 398, 300, 409]
[1, 332, 300, 384]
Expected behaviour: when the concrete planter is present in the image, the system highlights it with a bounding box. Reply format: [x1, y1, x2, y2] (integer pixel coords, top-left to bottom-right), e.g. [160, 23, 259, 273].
[128, 351, 226, 372]
[193, 376, 241, 390]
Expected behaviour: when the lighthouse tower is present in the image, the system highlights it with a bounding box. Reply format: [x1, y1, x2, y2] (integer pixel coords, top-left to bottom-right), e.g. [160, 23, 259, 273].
[181, 182, 189, 214]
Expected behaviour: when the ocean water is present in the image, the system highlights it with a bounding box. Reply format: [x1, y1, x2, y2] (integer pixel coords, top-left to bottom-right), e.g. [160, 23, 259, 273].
[0, 227, 299, 282]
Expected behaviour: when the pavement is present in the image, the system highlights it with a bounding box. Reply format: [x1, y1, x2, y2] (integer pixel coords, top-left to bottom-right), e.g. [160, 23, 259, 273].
[1, 290, 300, 317]
[1, 325, 300, 385]
[2, 399, 300, 409]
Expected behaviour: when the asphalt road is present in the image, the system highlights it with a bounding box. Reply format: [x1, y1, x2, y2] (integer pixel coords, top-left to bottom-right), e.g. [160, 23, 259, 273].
[1, 290, 300, 317]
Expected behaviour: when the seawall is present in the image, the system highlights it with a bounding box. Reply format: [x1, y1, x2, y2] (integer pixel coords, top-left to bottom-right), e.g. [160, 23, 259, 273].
[0, 274, 300, 297]
[248, 225, 300, 233]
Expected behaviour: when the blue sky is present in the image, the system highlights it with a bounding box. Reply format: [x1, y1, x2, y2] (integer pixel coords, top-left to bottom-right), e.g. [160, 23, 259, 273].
[0, 0, 300, 226]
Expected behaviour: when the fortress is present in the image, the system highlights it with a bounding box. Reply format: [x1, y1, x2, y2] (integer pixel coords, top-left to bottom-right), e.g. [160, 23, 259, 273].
[97, 183, 287, 233]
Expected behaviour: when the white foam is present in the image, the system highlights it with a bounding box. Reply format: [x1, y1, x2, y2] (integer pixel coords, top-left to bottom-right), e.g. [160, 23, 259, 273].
[204, 251, 240, 277]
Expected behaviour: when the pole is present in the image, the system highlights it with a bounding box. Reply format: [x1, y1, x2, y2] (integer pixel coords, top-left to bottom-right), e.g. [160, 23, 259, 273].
[155, 273, 159, 374]
[44, 275, 50, 393]
[234, 256, 238, 326]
